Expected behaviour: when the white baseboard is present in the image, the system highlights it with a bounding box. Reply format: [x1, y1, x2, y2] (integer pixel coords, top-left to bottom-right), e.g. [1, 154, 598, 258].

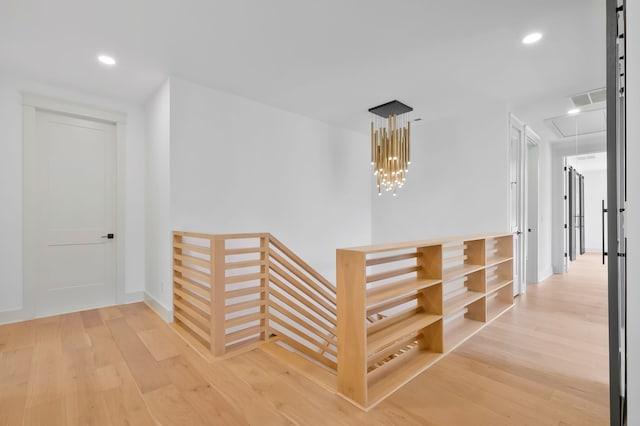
[538, 269, 554, 283]
[0, 307, 27, 325]
[144, 292, 173, 323]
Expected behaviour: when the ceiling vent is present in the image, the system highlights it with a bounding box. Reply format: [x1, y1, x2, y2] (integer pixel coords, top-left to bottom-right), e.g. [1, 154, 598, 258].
[571, 88, 607, 107]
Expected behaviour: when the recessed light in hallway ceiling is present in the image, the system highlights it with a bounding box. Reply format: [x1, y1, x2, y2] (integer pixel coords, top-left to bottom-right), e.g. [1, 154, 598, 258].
[98, 55, 116, 66]
[522, 32, 543, 45]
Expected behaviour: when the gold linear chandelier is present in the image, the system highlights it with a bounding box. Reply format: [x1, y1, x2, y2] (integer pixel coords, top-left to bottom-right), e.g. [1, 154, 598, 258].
[369, 100, 412, 196]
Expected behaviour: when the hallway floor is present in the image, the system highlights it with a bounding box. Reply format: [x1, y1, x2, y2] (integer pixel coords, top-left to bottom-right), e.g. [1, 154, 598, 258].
[0, 253, 609, 425]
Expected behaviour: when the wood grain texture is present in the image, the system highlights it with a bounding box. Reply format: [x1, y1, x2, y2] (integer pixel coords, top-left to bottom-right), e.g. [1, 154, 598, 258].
[0, 253, 608, 424]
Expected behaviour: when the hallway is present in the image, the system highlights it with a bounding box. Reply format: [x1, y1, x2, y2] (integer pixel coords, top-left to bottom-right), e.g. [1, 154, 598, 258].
[0, 254, 608, 425]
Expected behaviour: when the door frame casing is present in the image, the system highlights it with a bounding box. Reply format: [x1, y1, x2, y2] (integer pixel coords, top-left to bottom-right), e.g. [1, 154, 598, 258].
[22, 93, 127, 318]
[525, 127, 541, 283]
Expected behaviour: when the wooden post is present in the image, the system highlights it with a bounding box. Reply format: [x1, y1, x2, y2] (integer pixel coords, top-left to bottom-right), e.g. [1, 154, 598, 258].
[336, 249, 367, 406]
[260, 235, 269, 341]
[210, 236, 226, 356]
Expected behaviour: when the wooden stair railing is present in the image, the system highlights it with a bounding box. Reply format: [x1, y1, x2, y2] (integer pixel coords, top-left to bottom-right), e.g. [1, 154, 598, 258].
[172, 231, 337, 370]
[172, 231, 514, 410]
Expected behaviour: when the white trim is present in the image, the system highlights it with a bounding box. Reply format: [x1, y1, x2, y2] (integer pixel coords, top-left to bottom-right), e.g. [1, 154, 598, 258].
[21, 93, 126, 124]
[22, 94, 127, 319]
[537, 269, 554, 284]
[144, 292, 173, 323]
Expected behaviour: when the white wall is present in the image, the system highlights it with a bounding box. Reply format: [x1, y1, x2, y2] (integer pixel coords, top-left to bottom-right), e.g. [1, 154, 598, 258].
[537, 138, 553, 281]
[154, 77, 371, 310]
[144, 79, 172, 312]
[626, 1, 639, 423]
[371, 102, 510, 242]
[580, 169, 606, 252]
[0, 73, 146, 321]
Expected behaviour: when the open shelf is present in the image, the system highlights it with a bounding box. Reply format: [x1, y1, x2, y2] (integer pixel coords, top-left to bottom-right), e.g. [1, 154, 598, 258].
[367, 312, 441, 356]
[367, 346, 442, 407]
[366, 278, 441, 308]
[485, 255, 512, 267]
[487, 282, 514, 321]
[443, 317, 484, 352]
[487, 299, 513, 321]
[443, 291, 484, 315]
[337, 232, 513, 409]
[487, 278, 513, 294]
[442, 263, 483, 282]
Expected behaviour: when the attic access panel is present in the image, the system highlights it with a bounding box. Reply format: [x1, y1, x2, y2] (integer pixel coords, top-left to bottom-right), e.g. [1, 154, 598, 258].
[548, 109, 607, 137]
[368, 100, 413, 118]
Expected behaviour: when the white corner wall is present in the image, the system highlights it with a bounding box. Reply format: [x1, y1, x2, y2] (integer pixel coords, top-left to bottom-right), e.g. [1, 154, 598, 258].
[371, 102, 510, 243]
[580, 169, 606, 252]
[151, 77, 371, 309]
[537, 138, 554, 281]
[144, 79, 172, 312]
[626, 1, 639, 423]
[0, 73, 146, 322]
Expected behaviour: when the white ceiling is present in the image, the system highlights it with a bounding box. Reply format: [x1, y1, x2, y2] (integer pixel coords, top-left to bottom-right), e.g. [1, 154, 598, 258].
[0, 0, 606, 133]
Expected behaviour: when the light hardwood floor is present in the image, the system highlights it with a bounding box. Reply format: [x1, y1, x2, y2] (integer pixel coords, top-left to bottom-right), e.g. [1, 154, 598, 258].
[0, 253, 609, 425]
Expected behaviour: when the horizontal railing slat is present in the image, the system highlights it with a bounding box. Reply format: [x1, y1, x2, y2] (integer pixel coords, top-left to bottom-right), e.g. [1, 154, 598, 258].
[174, 311, 210, 343]
[174, 287, 211, 314]
[226, 298, 264, 314]
[174, 264, 211, 283]
[175, 242, 211, 255]
[174, 276, 211, 300]
[225, 272, 265, 284]
[225, 286, 264, 299]
[174, 253, 211, 269]
[225, 325, 265, 344]
[225, 312, 264, 329]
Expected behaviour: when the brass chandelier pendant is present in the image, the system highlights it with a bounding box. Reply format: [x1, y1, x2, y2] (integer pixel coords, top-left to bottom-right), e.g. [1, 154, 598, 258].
[369, 100, 412, 196]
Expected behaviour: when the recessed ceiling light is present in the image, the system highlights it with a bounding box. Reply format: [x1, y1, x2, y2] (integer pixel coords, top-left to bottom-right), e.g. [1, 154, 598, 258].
[567, 108, 581, 115]
[522, 33, 543, 44]
[98, 55, 116, 66]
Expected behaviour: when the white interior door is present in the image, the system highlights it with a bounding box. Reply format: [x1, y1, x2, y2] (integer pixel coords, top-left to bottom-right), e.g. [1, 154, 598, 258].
[509, 115, 526, 295]
[33, 111, 117, 317]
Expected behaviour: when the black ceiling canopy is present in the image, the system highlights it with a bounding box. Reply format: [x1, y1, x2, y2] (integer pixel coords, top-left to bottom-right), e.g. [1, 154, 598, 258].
[368, 100, 413, 118]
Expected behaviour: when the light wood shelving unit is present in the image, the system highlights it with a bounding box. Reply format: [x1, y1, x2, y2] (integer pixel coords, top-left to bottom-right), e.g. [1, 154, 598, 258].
[337, 233, 513, 409]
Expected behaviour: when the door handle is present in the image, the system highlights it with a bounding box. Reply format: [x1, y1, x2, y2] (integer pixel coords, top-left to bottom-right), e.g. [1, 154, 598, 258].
[101, 233, 115, 239]
[602, 200, 607, 265]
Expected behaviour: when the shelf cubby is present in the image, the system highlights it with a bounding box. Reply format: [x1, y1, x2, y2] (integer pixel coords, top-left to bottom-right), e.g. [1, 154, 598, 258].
[486, 235, 514, 266]
[487, 282, 514, 321]
[486, 259, 514, 295]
